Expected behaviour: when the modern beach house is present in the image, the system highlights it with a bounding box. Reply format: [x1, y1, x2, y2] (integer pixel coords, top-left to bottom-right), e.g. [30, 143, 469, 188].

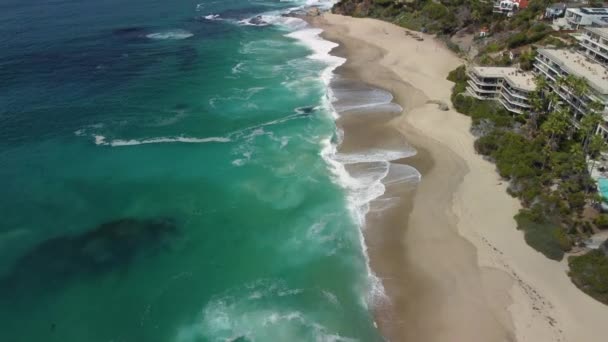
[544, 2, 567, 20]
[533, 48, 608, 136]
[493, 0, 528, 16]
[580, 27, 608, 68]
[564, 7, 608, 29]
[467, 66, 535, 114]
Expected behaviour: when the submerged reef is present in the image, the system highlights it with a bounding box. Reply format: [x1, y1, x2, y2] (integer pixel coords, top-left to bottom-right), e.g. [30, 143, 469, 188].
[0, 217, 177, 299]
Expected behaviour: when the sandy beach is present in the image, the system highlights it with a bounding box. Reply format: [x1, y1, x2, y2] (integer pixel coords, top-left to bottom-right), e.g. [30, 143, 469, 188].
[312, 13, 608, 342]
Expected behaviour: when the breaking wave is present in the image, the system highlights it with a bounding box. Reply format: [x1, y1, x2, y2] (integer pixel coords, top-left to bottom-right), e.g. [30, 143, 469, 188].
[146, 29, 194, 40]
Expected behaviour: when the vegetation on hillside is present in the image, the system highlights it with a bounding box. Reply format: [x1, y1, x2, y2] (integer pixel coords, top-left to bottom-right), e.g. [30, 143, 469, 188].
[569, 249, 608, 304]
[333, 0, 575, 67]
[448, 65, 608, 303]
[334, 0, 555, 33]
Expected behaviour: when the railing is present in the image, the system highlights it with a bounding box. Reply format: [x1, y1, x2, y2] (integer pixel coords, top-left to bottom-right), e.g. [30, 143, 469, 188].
[533, 64, 558, 82]
[534, 56, 563, 76]
[467, 72, 500, 86]
[498, 98, 525, 114]
[467, 80, 499, 93]
[466, 88, 495, 100]
[502, 81, 532, 99]
[581, 41, 608, 62]
[500, 91, 531, 108]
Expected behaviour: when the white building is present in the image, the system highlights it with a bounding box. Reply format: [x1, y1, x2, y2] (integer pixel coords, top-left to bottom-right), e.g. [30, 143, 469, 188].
[565, 7, 608, 29]
[545, 2, 567, 19]
[580, 27, 608, 68]
[534, 49, 608, 136]
[467, 67, 536, 114]
[493, 0, 528, 16]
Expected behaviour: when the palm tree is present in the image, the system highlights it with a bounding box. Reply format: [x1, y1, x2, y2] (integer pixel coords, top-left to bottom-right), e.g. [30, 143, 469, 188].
[546, 91, 561, 111]
[526, 91, 544, 134]
[556, 76, 569, 91]
[534, 74, 548, 92]
[588, 134, 608, 176]
[580, 112, 602, 154]
[565, 75, 589, 98]
[588, 100, 604, 114]
[541, 107, 570, 151]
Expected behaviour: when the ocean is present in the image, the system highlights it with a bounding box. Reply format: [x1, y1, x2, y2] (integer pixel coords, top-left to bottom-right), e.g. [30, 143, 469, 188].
[0, 1, 419, 341]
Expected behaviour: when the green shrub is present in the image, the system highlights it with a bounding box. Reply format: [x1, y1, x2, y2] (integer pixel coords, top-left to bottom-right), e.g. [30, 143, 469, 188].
[531, 23, 549, 33]
[452, 93, 473, 113]
[422, 2, 448, 20]
[447, 65, 467, 83]
[519, 50, 537, 71]
[594, 214, 608, 229]
[373, 0, 394, 5]
[475, 130, 504, 155]
[516, 211, 568, 260]
[492, 132, 543, 179]
[484, 42, 503, 53]
[507, 32, 528, 48]
[569, 250, 608, 304]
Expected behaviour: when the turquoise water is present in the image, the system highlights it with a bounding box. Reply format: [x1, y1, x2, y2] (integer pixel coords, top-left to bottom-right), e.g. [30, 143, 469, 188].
[598, 178, 608, 201]
[0, 0, 383, 341]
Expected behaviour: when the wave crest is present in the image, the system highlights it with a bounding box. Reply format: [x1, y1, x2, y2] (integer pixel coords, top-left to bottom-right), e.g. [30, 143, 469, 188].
[146, 29, 193, 40]
[93, 135, 230, 147]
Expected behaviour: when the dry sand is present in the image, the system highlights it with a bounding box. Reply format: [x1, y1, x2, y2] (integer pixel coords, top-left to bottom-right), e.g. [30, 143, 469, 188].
[313, 13, 608, 342]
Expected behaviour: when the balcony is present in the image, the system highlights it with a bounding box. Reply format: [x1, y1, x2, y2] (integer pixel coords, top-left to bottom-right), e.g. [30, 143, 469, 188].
[534, 57, 563, 77]
[467, 80, 499, 94]
[581, 38, 608, 57]
[498, 98, 526, 114]
[466, 87, 495, 100]
[500, 92, 531, 108]
[533, 64, 559, 82]
[468, 72, 500, 86]
[502, 83, 532, 100]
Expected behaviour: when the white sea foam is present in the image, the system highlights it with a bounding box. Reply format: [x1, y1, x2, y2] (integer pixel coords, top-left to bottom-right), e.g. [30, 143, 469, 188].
[238, 11, 307, 30]
[93, 135, 230, 147]
[279, 13, 394, 308]
[203, 14, 221, 21]
[333, 149, 417, 164]
[175, 279, 356, 342]
[231, 62, 244, 74]
[286, 28, 345, 87]
[208, 86, 265, 108]
[146, 29, 194, 40]
[284, 10, 419, 310]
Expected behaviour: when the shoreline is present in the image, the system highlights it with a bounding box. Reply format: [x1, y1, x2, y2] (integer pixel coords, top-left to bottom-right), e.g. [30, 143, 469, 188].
[312, 13, 608, 342]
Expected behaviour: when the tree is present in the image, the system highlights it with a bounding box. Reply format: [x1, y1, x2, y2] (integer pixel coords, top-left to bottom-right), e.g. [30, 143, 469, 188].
[525, 75, 550, 135]
[526, 91, 543, 134]
[546, 91, 561, 111]
[580, 112, 602, 154]
[519, 50, 537, 71]
[588, 134, 608, 176]
[541, 107, 570, 151]
[565, 75, 589, 98]
[471, 10, 481, 23]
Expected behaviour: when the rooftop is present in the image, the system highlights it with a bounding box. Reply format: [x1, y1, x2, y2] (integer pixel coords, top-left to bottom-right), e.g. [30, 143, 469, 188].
[537, 49, 608, 95]
[567, 7, 608, 16]
[585, 27, 608, 39]
[471, 66, 535, 91]
[591, 16, 608, 27]
[471, 66, 516, 78]
[504, 69, 536, 91]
